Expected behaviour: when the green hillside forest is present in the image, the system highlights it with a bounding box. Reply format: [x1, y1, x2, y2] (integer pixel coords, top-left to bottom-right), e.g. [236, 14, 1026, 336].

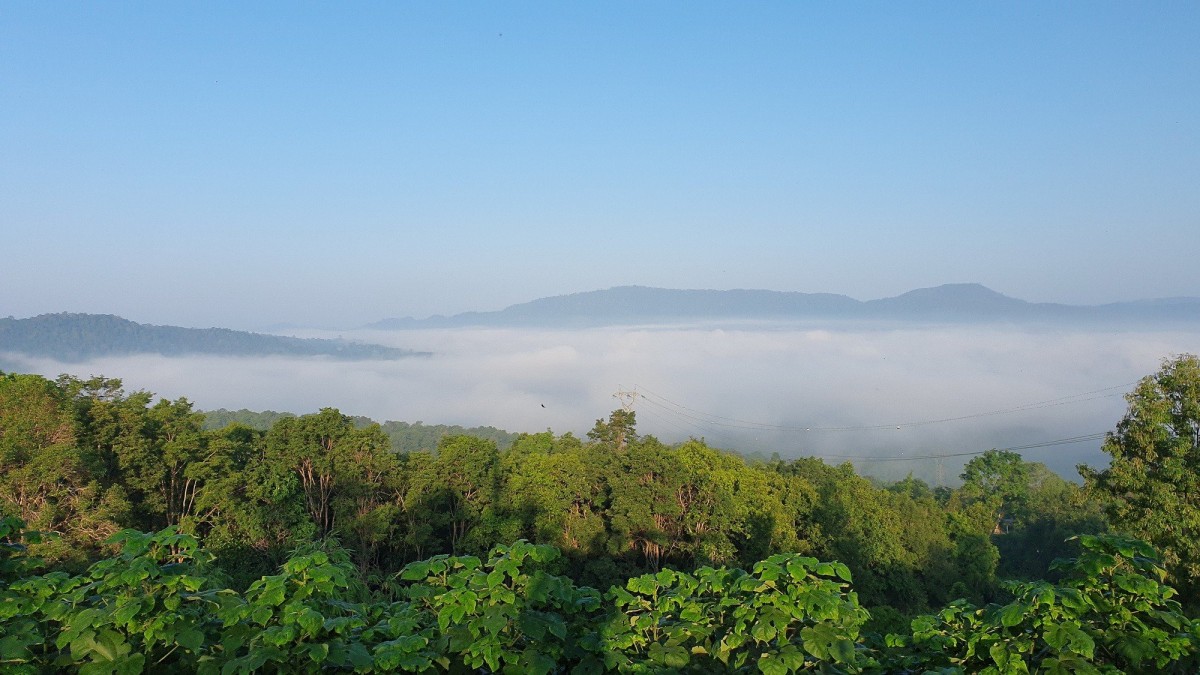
[3, 356, 1200, 673]
[201, 409, 518, 455]
[0, 313, 425, 361]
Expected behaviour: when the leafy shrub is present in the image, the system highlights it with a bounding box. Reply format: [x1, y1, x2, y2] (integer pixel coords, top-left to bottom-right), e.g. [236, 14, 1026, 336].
[397, 540, 603, 673]
[603, 555, 872, 673]
[3, 528, 1198, 674]
[887, 534, 1200, 673]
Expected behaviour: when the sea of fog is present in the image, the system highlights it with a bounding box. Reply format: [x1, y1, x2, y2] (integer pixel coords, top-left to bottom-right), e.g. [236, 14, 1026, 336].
[7, 322, 1199, 484]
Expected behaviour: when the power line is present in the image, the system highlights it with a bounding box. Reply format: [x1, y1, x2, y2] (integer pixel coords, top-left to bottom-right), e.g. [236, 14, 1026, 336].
[613, 387, 639, 412]
[637, 405, 712, 440]
[634, 381, 1134, 433]
[811, 432, 1108, 463]
[641, 394, 1109, 463]
[624, 381, 1124, 466]
[637, 391, 1115, 442]
[637, 393, 1111, 464]
[636, 403, 772, 450]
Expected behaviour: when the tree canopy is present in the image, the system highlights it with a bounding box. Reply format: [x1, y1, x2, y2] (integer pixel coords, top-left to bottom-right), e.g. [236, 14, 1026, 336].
[1081, 353, 1200, 607]
[5, 357, 1200, 670]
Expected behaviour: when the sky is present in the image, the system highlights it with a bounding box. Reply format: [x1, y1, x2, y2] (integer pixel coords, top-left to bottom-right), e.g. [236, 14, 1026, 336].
[3, 2, 1199, 330]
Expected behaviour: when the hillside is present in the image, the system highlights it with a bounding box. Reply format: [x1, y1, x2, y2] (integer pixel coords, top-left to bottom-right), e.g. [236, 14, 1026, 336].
[0, 313, 427, 362]
[202, 408, 517, 453]
[368, 283, 1200, 329]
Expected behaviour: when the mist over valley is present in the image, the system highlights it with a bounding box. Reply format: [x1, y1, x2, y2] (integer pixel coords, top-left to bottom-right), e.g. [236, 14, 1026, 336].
[6, 291, 1196, 482]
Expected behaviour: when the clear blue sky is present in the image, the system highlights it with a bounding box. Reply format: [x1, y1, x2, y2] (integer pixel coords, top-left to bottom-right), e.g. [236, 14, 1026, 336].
[3, 2, 1197, 329]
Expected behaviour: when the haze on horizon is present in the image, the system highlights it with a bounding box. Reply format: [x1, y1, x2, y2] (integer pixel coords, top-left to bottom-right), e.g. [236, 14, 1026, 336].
[2, 3, 1198, 330]
[6, 320, 1199, 483]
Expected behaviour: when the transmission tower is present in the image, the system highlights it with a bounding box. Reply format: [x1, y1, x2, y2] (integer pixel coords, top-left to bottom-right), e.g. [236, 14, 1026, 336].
[609, 387, 640, 452]
[614, 387, 639, 412]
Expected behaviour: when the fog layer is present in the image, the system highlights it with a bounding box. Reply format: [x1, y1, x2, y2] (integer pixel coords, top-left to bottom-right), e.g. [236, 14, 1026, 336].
[6, 323, 1197, 482]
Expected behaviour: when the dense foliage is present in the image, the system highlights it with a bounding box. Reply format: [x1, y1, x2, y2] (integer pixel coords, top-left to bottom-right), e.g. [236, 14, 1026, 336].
[2, 521, 1197, 673]
[201, 409, 518, 455]
[2, 353, 1199, 671]
[0, 369, 1111, 602]
[1081, 354, 1200, 609]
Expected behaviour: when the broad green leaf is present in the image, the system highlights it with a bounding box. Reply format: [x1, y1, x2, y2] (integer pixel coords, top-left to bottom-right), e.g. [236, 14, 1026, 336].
[998, 602, 1028, 628]
[525, 651, 556, 675]
[308, 642, 330, 663]
[648, 642, 689, 668]
[176, 627, 204, 652]
[297, 608, 324, 636]
[757, 654, 788, 675]
[259, 583, 285, 607]
[399, 563, 429, 581]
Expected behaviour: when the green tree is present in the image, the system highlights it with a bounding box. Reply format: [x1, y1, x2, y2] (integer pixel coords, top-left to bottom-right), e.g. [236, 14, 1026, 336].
[188, 422, 282, 587]
[390, 450, 445, 561]
[605, 436, 685, 571]
[1081, 354, 1200, 606]
[117, 397, 210, 531]
[588, 409, 638, 451]
[433, 435, 501, 554]
[957, 449, 1029, 534]
[263, 409, 394, 540]
[995, 463, 1105, 581]
[0, 373, 125, 567]
[58, 375, 151, 491]
[500, 439, 607, 557]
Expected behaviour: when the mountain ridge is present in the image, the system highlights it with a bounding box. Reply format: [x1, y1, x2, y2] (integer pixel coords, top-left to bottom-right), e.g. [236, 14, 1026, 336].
[367, 283, 1200, 329]
[0, 313, 429, 362]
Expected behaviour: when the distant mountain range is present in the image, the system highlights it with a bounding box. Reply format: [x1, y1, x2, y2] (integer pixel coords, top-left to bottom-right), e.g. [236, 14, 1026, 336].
[4, 285, 1196, 363]
[0, 313, 429, 362]
[368, 284, 1200, 329]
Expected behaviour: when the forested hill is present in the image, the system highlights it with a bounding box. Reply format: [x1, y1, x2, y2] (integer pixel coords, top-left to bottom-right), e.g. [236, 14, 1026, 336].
[203, 408, 517, 453]
[368, 283, 1200, 329]
[0, 313, 426, 361]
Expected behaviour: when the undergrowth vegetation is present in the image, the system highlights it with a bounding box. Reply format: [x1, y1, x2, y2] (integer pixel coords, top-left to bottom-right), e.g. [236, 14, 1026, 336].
[2, 519, 1197, 673]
